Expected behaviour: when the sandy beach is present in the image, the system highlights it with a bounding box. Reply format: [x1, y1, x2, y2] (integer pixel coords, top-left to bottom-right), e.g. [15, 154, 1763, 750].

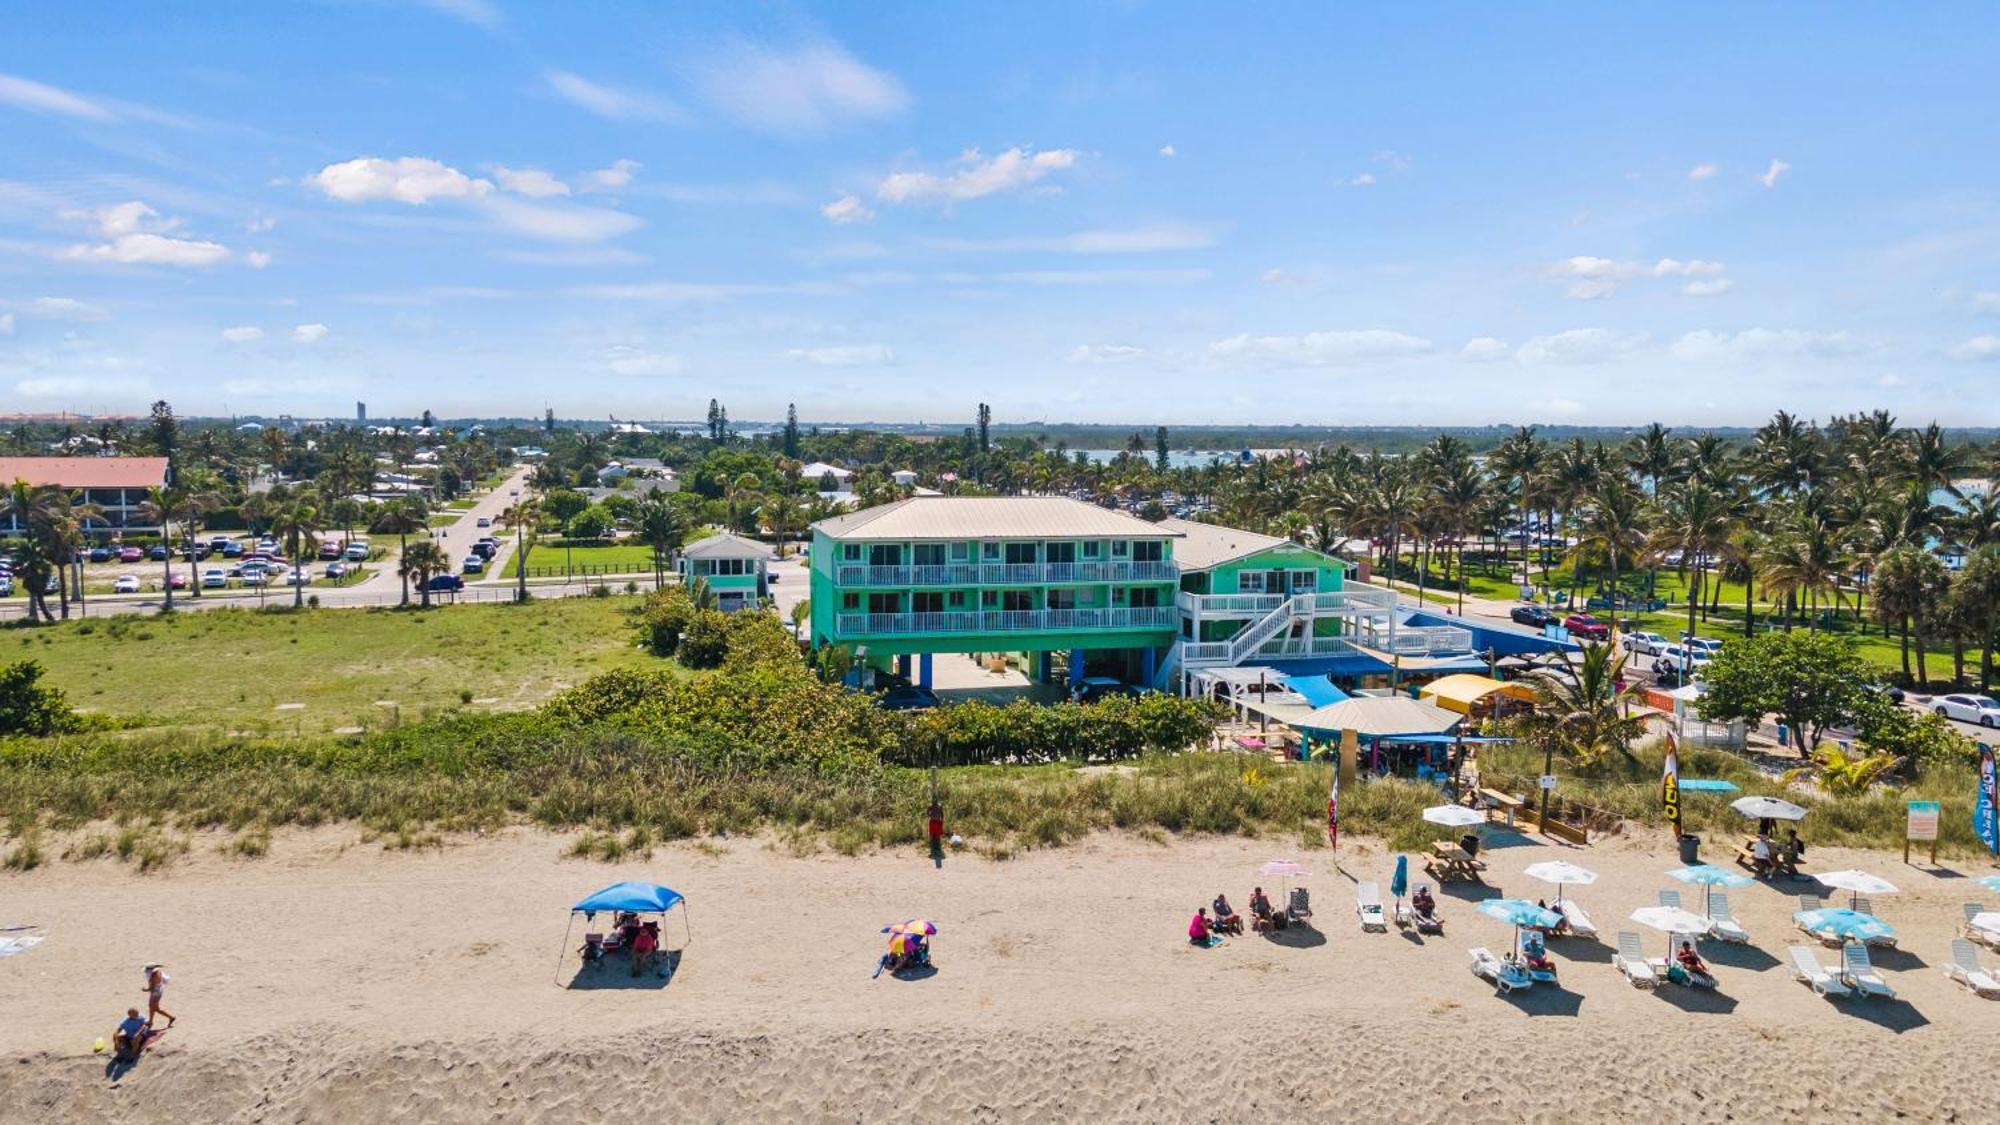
[3, 826, 1998, 1123]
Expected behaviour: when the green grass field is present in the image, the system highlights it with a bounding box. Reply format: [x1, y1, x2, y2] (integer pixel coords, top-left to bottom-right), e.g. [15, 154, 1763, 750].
[6, 595, 656, 734]
[498, 540, 659, 578]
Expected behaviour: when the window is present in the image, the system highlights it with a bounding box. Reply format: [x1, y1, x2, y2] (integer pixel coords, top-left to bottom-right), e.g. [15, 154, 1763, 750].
[841, 593, 859, 610]
[1046, 588, 1076, 610]
[869, 544, 902, 567]
[842, 544, 861, 562]
[1045, 542, 1076, 564]
[982, 542, 1000, 560]
[911, 591, 944, 613]
[947, 591, 966, 608]
[913, 543, 946, 566]
[1131, 540, 1163, 563]
[950, 542, 970, 561]
[1112, 541, 1129, 557]
[1127, 587, 1161, 608]
[1082, 540, 1102, 558]
[868, 593, 900, 614]
[981, 591, 998, 608]
[1238, 571, 1267, 594]
[1289, 569, 1318, 593]
[1004, 542, 1038, 565]
[1001, 590, 1034, 612]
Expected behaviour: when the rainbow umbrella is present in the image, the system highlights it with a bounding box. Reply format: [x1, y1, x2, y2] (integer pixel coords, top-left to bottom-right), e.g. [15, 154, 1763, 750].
[883, 919, 939, 936]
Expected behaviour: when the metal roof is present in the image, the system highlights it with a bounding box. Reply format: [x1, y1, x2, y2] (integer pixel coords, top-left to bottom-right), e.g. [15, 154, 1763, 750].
[680, 531, 770, 559]
[1159, 517, 1305, 571]
[811, 496, 1180, 542]
[0, 456, 169, 490]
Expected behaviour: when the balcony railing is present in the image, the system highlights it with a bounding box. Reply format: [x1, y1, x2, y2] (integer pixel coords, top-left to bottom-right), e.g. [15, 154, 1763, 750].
[833, 606, 1178, 638]
[833, 560, 1178, 587]
[1177, 586, 1398, 617]
[1181, 633, 1359, 668]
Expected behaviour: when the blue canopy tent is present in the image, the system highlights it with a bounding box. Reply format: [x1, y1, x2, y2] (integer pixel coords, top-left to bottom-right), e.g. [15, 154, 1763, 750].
[559, 881, 691, 985]
[1281, 675, 1349, 708]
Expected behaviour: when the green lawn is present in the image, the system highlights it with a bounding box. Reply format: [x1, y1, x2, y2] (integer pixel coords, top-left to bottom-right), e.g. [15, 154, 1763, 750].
[7, 595, 657, 734]
[499, 540, 659, 578]
[445, 498, 477, 510]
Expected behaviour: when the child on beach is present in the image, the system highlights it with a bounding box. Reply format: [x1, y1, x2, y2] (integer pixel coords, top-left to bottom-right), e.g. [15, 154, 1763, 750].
[1187, 907, 1211, 946]
[142, 965, 174, 1028]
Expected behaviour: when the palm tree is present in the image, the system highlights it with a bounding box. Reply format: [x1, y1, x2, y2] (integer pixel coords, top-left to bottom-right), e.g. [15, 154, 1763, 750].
[497, 497, 540, 585]
[1571, 477, 1647, 634]
[1486, 426, 1544, 591]
[267, 499, 323, 608]
[760, 493, 806, 558]
[1625, 422, 1674, 496]
[1512, 642, 1649, 826]
[1759, 508, 1848, 630]
[373, 496, 431, 605]
[1654, 479, 1733, 640]
[399, 539, 450, 609]
[138, 485, 221, 611]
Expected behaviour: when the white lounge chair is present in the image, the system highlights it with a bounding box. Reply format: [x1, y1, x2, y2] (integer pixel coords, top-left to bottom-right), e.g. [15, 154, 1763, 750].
[1787, 945, 1851, 999]
[1356, 882, 1387, 932]
[1841, 942, 1895, 1000]
[1553, 896, 1597, 939]
[1963, 903, 2000, 951]
[1797, 893, 1824, 913]
[1944, 938, 2000, 998]
[1468, 947, 1531, 993]
[1706, 892, 1750, 944]
[1393, 898, 1413, 928]
[1613, 931, 1660, 989]
[1852, 897, 1898, 948]
[1657, 889, 1683, 911]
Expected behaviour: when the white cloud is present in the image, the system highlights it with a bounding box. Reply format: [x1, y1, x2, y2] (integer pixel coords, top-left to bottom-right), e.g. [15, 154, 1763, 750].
[493, 246, 647, 267]
[1208, 329, 1433, 367]
[782, 344, 895, 366]
[1670, 328, 1876, 362]
[1758, 159, 1790, 188]
[602, 345, 685, 376]
[1551, 255, 1639, 280]
[0, 313, 11, 335]
[61, 232, 231, 267]
[876, 147, 1080, 206]
[244, 250, 272, 269]
[1689, 163, 1718, 181]
[221, 325, 263, 342]
[1158, 144, 1176, 158]
[17, 375, 147, 399]
[0, 73, 117, 121]
[1566, 279, 1618, 300]
[924, 223, 1215, 254]
[1549, 256, 1726, 298]
[245, 216, 278, 234]
[687, 38, 907, 136]
[986, 268, 1207, 286]
[1651, 258, 1726, 277]
[1260, 268, 1317, 287]
[1951, 335, 2000, 361]
[492, 166, 570, 198]
[1344, 172, 1376, 187]
[292, 323, 329, 343]
[1373, 150, 1412, 172]
[1972, 291, 2000, 314]
[1460, 336, 1511, 361]
[308, 157, 492, 204]
[544, 71, 683, 123]
[1682, 279, 1735, 297]
[412, 0, 501, 28]
[580, 159, 640, 192]
[478, 197, 642, 243]
[1516, 328, 1649, 364]
[89, 201, 168, 237]
[20, 297, 109, 321]
[1064, 344, 1144, 364]
[820, 194, 874, 224]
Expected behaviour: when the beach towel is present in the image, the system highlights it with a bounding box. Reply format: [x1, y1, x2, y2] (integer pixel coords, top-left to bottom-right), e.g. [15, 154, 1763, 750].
[0, 935, 41, 958]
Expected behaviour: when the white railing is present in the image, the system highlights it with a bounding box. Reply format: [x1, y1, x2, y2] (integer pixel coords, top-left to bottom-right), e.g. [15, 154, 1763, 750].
[834, 606, 1177, 637]
[834, 560, 1177, 587]
[1178, 586, 1397, 617]
[1182, 641, 1231, 664]
[1226, 595, 1308, 663]
[1250, 635, 1360, 659]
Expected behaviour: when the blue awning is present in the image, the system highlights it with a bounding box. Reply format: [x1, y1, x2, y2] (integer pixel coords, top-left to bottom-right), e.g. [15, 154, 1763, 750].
[572, 881, 685, 915]
[1261, 653, 1397, 677]
[1678, 779, 1741, 793]
[1282, 675, 1349, 707]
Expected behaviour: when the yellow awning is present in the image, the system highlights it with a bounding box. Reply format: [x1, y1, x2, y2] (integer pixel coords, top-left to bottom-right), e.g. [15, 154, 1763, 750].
[1417, 674, 1535, 714]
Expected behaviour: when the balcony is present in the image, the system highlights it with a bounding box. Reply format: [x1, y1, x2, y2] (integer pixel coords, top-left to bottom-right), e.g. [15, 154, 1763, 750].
[833, 560, 1178, 587]
[1176, 586, 1398, 617]
[833, 605, 1178, 638]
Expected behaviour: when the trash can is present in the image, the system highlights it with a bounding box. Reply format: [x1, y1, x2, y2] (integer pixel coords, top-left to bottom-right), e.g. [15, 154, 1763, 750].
[1678, 834, 1701, 865]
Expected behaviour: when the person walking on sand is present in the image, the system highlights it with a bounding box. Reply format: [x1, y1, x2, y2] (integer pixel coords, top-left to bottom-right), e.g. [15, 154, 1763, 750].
[142, 964, 174, 1028]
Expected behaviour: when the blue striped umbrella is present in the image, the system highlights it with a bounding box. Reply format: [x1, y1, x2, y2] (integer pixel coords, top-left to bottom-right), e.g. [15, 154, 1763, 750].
[1792, 907, 1895, 944]
[1477, 898, 1563, 929]
[1667, 863, 1755, 916]
[1974, 874, 2000, 894]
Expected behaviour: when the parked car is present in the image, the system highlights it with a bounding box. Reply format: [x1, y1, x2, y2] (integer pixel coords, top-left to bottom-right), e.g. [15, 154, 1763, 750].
[221, 541, 244, 558]
[1070, 676, 1142, 704]
[475, 516, 491, 528]
[87, 546, 112, 563]
[1563, 613, 1609, 641]
[1510, 604, 1558, 629]
[113, 574, 141, 593]
[876, 685, 941, 711]
[1620, 631, 1670, 656]
[471, 541, 497, 560]
[148, 545, 169, 561]
[1681, 635, 1724, 659]
[343, 544, 369, 561]
[1650, 644, 1713, 680]
[318, 541, 343, 560]
[167, 573, 188, 589]
[0, 577, 12, 596]
[461, 554, 485, 574]
[180, 543, 211, 561]
[425, 574, 465, 593]
[285, 571, 310, 586]
[201, 568, 227, 588]
[324, 561, 349, 579]
[118, 546, 143, 563]
[1932, 694, 2000, 727]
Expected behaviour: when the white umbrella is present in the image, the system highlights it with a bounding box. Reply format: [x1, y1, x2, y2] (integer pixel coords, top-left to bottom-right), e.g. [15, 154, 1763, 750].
[1258, 860, 1311, 878]
[1816, 869, 1898, 910]
[1730, 796, 1807, 821]
[1969, 912, 2000, 933]
[1523, 860, 1598, 904]
[1630, 905, 1713, 962]
[1423, 805, 1484, 828]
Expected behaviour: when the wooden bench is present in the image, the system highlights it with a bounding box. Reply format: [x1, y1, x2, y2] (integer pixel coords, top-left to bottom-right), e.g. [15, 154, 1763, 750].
[1477, 788, 1524, 828]
[1425, 841, 1487, 883]
[1733, 838, 1807, 877]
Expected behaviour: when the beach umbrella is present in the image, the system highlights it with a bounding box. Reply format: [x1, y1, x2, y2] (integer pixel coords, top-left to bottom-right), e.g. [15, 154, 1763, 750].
[1975, 875, 2000, 894]
[1630, 904, 1714, 962]
[1390, 854, 1409, 903]
[1258, 860, 1311, 878]
[1793, 907, 1895, 945]
[1666, 864, 1755, 918]
[882, 920, 938, 936]
[1477, 898, 1562, 958]
[1816, 869, 1898, 911]
[1730, 796, 1807, 821]
[1422, 805, 1484, 828]
[1523, 860, 1598, 904]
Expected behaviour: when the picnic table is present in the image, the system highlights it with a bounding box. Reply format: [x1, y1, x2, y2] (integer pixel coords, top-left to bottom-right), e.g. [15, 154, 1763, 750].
[1477, 788, 1524, 828]
[1425, 841, 1486, 883]
[1734, 836, 1806, 877]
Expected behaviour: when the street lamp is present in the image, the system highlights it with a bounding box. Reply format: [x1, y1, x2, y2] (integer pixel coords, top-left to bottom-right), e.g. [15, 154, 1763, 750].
[510, 488, 526, 603]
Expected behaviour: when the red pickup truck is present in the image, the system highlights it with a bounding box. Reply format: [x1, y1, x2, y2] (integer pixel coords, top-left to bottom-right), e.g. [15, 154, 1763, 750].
[1563, 613, 1610, 641]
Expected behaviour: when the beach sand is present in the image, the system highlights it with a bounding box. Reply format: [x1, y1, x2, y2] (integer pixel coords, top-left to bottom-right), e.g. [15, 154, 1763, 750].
[2, 826, 1997, 1122]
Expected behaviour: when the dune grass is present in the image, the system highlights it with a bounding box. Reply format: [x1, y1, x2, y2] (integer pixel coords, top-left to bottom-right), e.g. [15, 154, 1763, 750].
[3, 596, 656, 734]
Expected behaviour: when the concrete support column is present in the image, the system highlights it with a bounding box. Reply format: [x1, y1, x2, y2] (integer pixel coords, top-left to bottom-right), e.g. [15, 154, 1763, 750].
[1068, 648, 1086, 687]
[1140, 646, 1157, 687]
[918, 653, 934, 690]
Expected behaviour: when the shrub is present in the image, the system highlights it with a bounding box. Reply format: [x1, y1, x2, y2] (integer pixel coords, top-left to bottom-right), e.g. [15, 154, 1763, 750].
[676, 611, 732, 668]
[0, 660, 86, 736]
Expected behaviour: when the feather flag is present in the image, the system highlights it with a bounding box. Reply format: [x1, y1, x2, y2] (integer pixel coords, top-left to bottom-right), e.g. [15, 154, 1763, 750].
[1661, 732, 1682, 838]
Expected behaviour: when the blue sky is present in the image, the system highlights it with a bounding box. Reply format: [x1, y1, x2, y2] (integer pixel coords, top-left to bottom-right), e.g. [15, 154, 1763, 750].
[3, 2, 1999, 425]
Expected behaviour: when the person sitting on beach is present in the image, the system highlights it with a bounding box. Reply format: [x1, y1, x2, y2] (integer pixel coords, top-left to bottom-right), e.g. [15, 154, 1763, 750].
[112, 1008, 151, 1060]
[1188, 907, 1212, 946]
[1675, 940, 1714, 986]
[1521, 931, 1557, 976]
[1211, 893, 1244, 936]
[1778, 830, 1805, 875]
[1750, 836, 1774, 877]
[630, 920, 660, 977]
[1248, 887, 1275, 931]
[1537, 898, 1570, 936]
[1411, 885, 1441, 929]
